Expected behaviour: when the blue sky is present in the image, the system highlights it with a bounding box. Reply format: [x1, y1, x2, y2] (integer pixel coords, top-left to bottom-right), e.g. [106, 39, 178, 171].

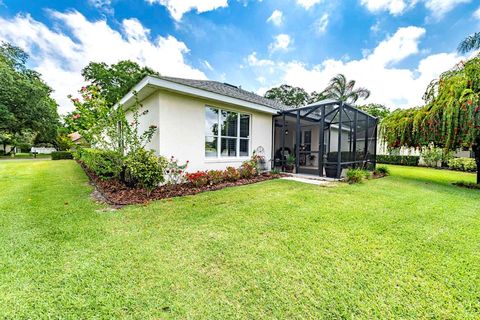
[0, 0, 479, 113]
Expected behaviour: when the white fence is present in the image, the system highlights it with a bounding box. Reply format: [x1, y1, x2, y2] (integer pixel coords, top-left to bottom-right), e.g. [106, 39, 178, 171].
[31, 147, 57, 154]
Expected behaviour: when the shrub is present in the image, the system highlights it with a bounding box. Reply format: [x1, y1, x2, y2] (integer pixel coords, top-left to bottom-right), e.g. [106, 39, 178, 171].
[51, 151, 73, 160]
[374, 165, 390, 176]
[448, 158, 477, 172]
[376, 155, 420, 166]
[345, 168, 369, 184]
[421, 147, 443, 167]
[164, 156, 189, 185]
[207, 170, 224, 185]
[186, 171, 209, 187]
[239, 160, 257, 179]
[124, 149, 166, 193]
[78, 148, 123, 179]
[224, 166, 240, 182]
[271, 168, 281, 175]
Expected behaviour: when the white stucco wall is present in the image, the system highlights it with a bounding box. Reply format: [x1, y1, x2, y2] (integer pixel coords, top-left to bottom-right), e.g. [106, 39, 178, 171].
[125, 93, 160, 154]
[127, 90, 273, 172]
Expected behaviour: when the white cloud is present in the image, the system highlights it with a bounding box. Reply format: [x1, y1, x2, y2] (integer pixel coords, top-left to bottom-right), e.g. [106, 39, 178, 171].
[360, 0, 470, 17]
[474, 6, 480, 19]
[0, 11, 206, 113]
[88, 0, 114, 14]
[247, 26, 465, 109]
[146, 0, 228, 21]
[296, 0, 322, 9]
[247, 52, 275, 67]
[314, 13, 329, 34]
[424, 0, 470, 18]
[203, 60, 214, 71]
[267, 10, 283, 26]
[269, 34, 292, 52]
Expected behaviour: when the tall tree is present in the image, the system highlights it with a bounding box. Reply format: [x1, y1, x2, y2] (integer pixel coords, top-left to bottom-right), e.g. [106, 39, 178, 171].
[81, 60, 158, 106]
[264, 84, 310, 107]
[357, 103, 391, 120]
[0, 42, 59, 150]
[458, 32, 480, 54]
[381, 54, 480, 184]
[321, 74, 370, 104]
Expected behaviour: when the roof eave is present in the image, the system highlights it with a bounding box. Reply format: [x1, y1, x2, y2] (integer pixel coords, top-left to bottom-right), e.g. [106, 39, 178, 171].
[115, 75, 279, 115]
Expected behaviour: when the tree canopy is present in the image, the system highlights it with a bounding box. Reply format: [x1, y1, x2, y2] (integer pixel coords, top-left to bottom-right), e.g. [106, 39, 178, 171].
[357, 103, 391, 120]
[264, 84, 312, 107]
[0, 42, 59, 149]
[381, 54, 480, 183]
[81, 60, 158, 106]
[458, 32, 480, 54]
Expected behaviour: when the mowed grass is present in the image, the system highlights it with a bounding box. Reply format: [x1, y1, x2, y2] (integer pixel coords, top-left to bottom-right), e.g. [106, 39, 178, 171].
[0, 160, 479, 319]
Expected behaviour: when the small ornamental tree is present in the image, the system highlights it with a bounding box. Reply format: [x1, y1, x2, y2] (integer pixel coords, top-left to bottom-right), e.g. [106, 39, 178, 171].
[381, 54, 480, 184]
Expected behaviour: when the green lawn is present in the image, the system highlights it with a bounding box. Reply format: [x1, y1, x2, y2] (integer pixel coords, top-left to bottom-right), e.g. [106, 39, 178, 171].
[1, 160, 479, 319]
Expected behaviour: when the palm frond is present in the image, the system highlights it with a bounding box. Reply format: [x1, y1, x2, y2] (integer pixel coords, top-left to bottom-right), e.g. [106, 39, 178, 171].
[458, 32, 480, 54]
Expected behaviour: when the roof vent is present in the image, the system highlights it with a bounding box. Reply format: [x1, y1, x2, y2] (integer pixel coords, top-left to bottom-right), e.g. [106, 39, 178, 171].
[223, 82, 238, 89]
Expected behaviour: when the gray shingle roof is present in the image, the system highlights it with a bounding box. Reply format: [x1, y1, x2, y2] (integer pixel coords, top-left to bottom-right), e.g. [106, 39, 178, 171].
[156, 76, 288, 111]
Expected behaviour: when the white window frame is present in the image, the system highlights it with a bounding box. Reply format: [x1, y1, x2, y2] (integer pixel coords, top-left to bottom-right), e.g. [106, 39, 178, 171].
[205, 105, 251, 159]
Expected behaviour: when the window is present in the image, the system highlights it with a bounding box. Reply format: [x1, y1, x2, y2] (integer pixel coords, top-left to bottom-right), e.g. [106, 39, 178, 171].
[205, 106, 250, 158]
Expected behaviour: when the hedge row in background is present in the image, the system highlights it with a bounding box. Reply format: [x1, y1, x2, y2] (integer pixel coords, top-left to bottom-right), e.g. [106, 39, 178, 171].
[376, 155, 420, 166]
[51, 151, 73, 160]
[448, 158, 477, 172]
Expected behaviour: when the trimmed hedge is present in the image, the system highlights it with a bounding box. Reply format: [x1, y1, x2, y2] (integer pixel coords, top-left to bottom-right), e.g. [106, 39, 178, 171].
[51, 151, 73, 160]
[77, 148, 123, 179]
[376, 155, 420, 166]
[448, 158, 477, 172]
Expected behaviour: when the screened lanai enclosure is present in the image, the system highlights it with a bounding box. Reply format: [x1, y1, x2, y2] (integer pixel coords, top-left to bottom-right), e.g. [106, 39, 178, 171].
[273, 99, 378, 179]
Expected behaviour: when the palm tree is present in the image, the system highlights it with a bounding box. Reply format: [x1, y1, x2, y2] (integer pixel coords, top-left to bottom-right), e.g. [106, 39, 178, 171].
[458, 32, 480, 54]
[321, 74, 370, 104]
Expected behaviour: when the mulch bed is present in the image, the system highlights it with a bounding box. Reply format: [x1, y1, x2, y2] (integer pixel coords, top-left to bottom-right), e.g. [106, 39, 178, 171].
[79, 162, 282, 206]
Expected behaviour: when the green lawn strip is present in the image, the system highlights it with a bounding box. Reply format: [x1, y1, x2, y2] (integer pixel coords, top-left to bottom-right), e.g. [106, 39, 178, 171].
[0, 161, 479, 318]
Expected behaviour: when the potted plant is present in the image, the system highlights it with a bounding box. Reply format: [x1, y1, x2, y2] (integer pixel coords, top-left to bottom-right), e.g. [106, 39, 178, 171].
[325, 152, 338, 178]
[285, 154, 296, 173]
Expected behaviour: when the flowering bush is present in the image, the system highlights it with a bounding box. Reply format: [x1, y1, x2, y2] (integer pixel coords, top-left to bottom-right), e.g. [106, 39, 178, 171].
[186, 171, 209, 187]
[224, 166, 240, 181]
[207, 170, 224, 185]
[164, 156, 189, 185]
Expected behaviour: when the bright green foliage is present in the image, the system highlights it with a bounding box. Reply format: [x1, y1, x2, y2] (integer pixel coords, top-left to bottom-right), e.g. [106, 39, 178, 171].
[0, 42, 59, 147]
[382, 55, 480, 150]
[81, 60, 158, 106]
[420, 147, 452, 167]
[345, 168, 370, 184]
[448, 157, 477, 172]
[357, 103, 391, 119]
[1, 161, 479, 318]
[78, 148, 123, 179]
[124, 149, 167, 193]
[374, 165, 390, 175]
[51, 151, 73, 160]
[264, 84, 311, 107]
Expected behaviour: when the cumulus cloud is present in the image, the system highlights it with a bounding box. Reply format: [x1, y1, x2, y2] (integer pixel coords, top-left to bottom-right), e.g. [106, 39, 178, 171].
[267, 10, 283, 26]
[248, 26, 465, 108]
[0, 11, 206, 113]
[145, 0, 228, 21]
[360, 0, 470, 18]
[296, 0, 322, 9]
[269, 34, 292, 52]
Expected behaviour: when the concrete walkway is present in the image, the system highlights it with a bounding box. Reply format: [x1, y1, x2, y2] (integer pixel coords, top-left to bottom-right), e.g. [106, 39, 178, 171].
[281, 176, 336, 186]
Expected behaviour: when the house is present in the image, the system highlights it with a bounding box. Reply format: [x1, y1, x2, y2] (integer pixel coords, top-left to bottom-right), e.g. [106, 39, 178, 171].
[119, 75, 377, 178]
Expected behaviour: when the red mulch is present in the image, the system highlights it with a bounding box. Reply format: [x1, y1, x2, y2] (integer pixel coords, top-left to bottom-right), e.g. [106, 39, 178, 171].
[79, 162, 282, 206]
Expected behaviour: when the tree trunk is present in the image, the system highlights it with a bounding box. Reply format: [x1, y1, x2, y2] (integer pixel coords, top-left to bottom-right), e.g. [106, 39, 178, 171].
[474, 139, 480, 185]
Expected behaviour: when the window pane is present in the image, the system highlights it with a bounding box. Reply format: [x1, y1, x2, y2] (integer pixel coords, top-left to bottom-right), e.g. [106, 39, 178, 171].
[240, 114, 250, 138]
[221, 138, 237, 157]
[240, 139, 249, 157]
[205, 107, 219, 136]
[205, 136, 217, 157]
[221, 111, 238, 137]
